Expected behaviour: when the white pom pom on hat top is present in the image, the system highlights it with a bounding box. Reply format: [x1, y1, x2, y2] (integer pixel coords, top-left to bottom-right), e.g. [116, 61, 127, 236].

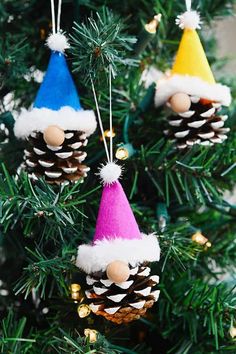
[46, 32, 70, 53]
[99, 162, 122, 185]
[176, 10, 201, 30]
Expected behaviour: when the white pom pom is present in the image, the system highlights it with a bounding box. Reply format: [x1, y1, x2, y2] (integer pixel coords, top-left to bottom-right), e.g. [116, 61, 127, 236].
[46, 32, 70, 53]
[99, 162, 122, 185]
[176, 11, 201, 30]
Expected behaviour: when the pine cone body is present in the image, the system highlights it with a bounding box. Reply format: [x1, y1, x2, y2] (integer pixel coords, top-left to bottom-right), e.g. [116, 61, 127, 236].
[24, 130, 89, 184]
[167, 97, 230, 149]
[85, 264, 160, 324]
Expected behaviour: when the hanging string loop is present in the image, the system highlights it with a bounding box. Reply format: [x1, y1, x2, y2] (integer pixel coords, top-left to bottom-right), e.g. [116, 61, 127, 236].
[109, 65, 113, 163]
[50, 0, 63, 34]
[90, 67, 115, 165]
[90, 76, 111, 163]
[185, 0, 192, 12]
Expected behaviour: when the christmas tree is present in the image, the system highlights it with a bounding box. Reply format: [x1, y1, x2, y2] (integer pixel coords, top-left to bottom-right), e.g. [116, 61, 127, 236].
[0, 1, 236, 353]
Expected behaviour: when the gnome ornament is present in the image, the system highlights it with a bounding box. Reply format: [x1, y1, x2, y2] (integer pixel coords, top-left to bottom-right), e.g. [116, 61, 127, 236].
[76, 162, 160, 324]
[14, 31, 96, 184]
[155, 4, 231, 149]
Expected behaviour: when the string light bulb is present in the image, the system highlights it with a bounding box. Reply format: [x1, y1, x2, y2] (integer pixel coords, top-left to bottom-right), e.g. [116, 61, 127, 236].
[84, 328, 98, 343]
[156, 202, 169, 232]
[40, 28, 46, 40]
[70, 283, 82, 302]
[100, 129, 116, 141]
[229, 326, 236, 338]
[115, 143, 135, 160]
[116, 146, 129, 160]
[77, 304, 91, 318]
[191, 231, 211, 248]
[133, 13, 161, 56]
[71, 283, 81, 292]
[145, 14, 162, 34]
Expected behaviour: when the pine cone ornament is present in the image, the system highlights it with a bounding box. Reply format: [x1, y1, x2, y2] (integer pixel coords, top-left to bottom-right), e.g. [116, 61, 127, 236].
[85, 263, 160, 324]
[166, 97, 230, 149]
[155, 9, 231, 139]
[14, 33, 96, 184]
[25, 130, 90, 184]
[76, 163, 160, 324]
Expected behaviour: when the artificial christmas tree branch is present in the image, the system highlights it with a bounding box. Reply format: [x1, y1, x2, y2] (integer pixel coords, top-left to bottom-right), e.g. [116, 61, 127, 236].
[70, 8, 137, 82]
[14, 246, 76, 299]
[0, 312, 36, 353]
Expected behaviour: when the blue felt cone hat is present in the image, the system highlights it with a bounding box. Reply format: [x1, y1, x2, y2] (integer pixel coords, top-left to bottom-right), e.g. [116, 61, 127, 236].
[34, 52, 82, 111]
[14, 32, 96, 139]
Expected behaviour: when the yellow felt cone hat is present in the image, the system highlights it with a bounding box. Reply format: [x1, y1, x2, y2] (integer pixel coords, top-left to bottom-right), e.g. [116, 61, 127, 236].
[155, 10, 231, 106]
[172, 28, 215, 84]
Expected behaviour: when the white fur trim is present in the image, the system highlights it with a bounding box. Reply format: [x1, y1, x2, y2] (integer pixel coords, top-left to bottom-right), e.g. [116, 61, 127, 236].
[176, 11, 201, 30]
[155, 75, 231, 107]
[46, 32, 69, 53]
[99, 162, 122, 185]
[14, 107, 97, 138]
[76, 233, 160, 274]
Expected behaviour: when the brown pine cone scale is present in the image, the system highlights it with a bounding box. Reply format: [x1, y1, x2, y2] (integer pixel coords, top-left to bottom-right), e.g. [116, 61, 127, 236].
[166, 97, 230, 149]
[85, 264, 160, 324]
[24, 130, 90, 184]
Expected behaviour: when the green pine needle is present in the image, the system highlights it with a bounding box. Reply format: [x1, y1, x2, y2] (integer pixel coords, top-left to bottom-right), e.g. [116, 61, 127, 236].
[70, 7, 137, 82]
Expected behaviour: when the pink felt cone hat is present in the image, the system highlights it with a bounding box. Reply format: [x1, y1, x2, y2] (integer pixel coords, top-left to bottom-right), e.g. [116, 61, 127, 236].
[93, 181, 141, 243]
[76, 162, 160, 274]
